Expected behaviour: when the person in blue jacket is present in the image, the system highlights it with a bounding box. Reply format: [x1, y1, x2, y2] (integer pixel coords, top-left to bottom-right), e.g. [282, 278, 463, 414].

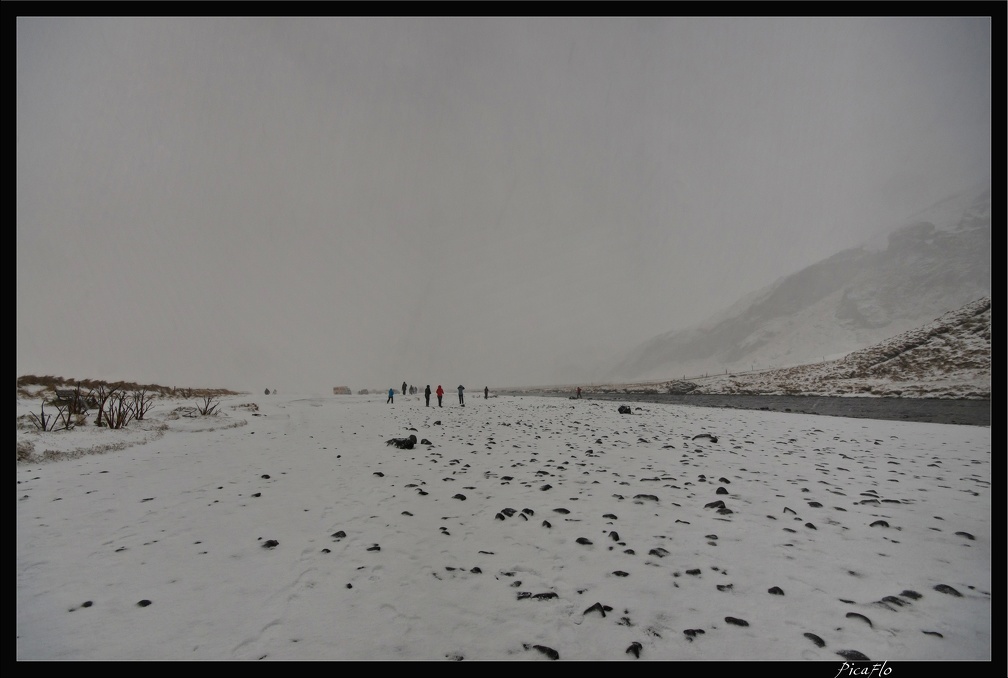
[387, 387, 394, 404]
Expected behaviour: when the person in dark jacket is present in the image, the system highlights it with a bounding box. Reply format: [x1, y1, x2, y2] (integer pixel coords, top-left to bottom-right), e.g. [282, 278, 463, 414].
[484, 386, 489, 399]
[424, 385, 431, 407]
[458, 384, 465, 406]
[402, 381, 408, 398]
[387, 388, 394, 404]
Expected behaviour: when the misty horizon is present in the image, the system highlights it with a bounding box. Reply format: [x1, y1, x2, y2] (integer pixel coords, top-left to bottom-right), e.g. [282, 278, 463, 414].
[17, 16, 993, 394]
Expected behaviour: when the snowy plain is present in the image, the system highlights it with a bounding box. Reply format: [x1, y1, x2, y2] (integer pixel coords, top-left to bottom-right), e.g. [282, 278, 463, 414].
[16, 383, 991, 662]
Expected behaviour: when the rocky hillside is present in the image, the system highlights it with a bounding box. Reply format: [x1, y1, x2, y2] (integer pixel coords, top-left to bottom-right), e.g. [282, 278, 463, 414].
[610, 184, 991, 383]
[625, 296, 991, 399]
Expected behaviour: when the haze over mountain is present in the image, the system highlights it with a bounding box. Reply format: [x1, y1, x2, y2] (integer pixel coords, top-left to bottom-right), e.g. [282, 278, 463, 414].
[608, 182, 991, 384]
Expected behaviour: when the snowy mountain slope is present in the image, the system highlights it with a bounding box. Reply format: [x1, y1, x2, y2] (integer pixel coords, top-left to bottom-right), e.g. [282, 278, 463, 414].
[610, 184, 992, 383]
[627, 296, 991, 399]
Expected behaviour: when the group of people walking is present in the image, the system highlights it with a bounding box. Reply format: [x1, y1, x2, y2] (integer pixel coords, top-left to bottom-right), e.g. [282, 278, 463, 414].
[387, 382, 488, 407]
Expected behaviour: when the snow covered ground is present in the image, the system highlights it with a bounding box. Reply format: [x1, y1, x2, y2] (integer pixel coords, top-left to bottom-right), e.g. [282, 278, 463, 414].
[16, 388, 991, 661]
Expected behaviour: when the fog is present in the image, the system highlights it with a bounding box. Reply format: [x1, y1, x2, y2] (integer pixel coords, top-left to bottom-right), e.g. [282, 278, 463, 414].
[16, 16, 992, 394]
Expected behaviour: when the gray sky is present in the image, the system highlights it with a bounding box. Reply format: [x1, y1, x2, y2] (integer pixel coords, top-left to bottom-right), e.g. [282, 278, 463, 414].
[16, 16, 992, 394]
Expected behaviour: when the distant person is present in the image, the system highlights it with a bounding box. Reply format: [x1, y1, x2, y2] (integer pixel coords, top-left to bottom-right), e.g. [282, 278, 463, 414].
[425, 384, 432, 407]
[387, 388, 394, 404]
[436, 385, 444, 407]
[576, 386, 581, 399]
[484, 386, 489, 399]
[458, 384, 465, 406]
[402, 381, 408, 397]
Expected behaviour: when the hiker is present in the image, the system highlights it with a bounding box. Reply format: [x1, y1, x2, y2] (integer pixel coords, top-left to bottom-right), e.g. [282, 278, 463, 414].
[436, 384, 444, 407]
[458, 384, 465, 406]
[402, 381, 408, 397]
[576, 386, 581, 399]
[425, 384, 431, 407]
[387, 387, 394, 404]
[484, 386, 489, 399]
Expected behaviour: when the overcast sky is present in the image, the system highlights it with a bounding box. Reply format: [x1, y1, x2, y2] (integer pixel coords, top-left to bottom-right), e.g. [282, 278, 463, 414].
[16, 16, 992, 394]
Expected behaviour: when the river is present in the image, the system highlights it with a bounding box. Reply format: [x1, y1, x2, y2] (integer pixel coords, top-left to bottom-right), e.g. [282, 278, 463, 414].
[515, 392, 990, 427]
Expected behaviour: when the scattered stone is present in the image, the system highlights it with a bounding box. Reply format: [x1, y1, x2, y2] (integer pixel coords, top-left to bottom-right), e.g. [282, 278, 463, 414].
[532, 644, 559, 660]
[846, 612, 872, 627]
[804, 632, 825, 648]
[934, 584, 962, 597]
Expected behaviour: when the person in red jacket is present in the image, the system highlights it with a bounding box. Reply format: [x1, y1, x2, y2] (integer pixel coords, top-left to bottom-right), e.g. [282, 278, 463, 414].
[436, 385, 444, 407]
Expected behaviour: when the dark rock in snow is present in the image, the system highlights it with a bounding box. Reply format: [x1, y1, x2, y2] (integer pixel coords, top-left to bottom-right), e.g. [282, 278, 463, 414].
[386, 435, 418, 449]
[532, 644, 559, 660]
[934, 584, 962, 597]
[804, 632, 826, 648]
